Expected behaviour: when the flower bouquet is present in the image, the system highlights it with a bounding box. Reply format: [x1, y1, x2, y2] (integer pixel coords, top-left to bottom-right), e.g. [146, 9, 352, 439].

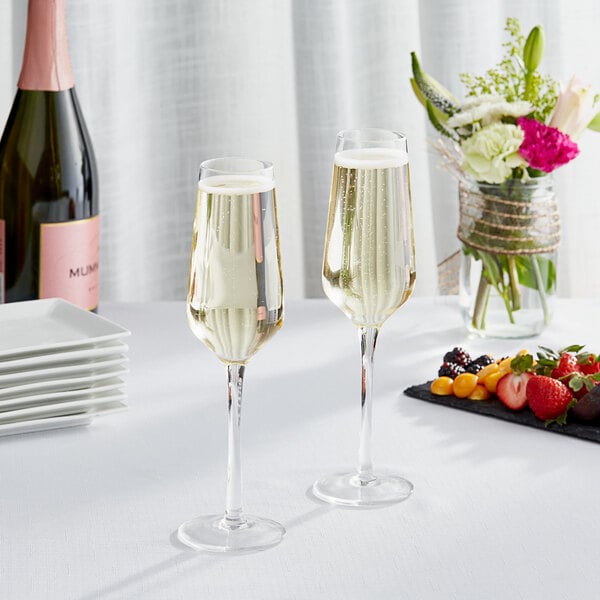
[411, 18, 600, 337]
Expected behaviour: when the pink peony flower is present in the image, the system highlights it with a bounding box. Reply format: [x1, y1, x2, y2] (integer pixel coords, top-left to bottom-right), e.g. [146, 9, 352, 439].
[517, 117, 579, 172]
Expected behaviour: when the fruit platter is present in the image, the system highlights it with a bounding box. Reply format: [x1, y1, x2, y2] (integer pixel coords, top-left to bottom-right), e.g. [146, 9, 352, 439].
[404, 345, 600, 443]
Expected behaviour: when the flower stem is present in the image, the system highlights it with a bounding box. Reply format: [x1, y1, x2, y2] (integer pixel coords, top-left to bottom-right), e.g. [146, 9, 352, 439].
[500, 287, 516, 324]
[507, 256, 521, 311]
[472, 272, 491, 330]
[531, 255, 551, 325]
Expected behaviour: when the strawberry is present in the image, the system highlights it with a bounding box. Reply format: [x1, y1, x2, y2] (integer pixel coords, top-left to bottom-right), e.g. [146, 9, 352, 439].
[550, 352, 581, 381]
[571, 353, 600, 398]
[496, 372, 533, 411]
[579, 353, 600, 375]
[535, 344, 585, 377]
[526, 375, 575, 423]
[565, 371, 600, 399]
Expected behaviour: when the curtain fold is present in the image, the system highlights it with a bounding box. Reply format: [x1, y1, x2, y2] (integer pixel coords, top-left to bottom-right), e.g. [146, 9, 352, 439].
[66, 0, 305, 301]
[1, 1, 599, 300]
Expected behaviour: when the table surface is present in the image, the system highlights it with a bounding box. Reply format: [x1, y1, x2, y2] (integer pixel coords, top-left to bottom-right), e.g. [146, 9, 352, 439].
[3, 297, 600, 600]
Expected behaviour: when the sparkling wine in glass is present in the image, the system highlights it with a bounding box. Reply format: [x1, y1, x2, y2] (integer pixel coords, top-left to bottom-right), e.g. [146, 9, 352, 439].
[178, 157, 285, 552]
[313, 129, 416, 507]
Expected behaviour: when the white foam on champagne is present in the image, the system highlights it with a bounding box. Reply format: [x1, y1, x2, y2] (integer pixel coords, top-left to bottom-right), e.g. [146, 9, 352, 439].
[198, 174, 274, 195]
[334, 147, 409, 169]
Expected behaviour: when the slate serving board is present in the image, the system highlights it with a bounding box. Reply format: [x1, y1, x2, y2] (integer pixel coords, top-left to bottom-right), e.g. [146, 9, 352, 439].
[404, 382, 600, 444]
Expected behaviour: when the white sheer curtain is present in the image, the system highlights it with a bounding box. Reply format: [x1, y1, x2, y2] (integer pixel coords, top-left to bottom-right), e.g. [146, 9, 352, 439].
[1, 0, 599, 301]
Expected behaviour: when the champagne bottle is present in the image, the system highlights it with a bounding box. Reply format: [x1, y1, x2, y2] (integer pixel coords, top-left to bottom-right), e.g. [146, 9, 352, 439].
[0, 0, 99, 310]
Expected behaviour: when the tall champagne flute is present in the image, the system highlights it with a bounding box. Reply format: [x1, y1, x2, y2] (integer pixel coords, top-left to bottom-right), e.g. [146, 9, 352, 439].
[313, 129, 416, 507]
[178, 157, 285, 552]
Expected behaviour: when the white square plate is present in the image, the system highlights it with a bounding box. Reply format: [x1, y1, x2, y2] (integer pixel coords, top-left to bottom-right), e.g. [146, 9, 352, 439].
[0, 366, 129, 399]
[0, 401, 127, 437]
[0, 298, 130, 358]
[0, 354, 128, 386]
[0, 392, 127, 423]
[0, 379, 126, 411]
[0, 340, 128, 372]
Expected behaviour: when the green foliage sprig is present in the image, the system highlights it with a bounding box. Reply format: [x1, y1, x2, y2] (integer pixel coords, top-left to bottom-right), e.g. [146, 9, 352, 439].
[459, 18, 558, 122]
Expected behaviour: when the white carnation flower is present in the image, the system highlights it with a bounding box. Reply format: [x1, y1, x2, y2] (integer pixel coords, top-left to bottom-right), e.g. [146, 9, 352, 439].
[461, 94, 505, 110]
[461, 122, 526, 183]
[448, 98, 533, 128]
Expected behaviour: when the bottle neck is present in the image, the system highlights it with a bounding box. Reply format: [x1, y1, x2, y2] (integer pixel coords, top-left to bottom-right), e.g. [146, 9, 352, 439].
[18, 0, 74, 92]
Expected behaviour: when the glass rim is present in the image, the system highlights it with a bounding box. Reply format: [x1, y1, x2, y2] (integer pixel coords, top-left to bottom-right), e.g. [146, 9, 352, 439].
[199, 157, 273, 178]
[337, 128, 407, 144]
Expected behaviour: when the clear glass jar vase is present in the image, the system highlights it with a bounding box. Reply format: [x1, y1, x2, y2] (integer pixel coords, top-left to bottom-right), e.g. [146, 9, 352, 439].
[457, 176, 560, 338]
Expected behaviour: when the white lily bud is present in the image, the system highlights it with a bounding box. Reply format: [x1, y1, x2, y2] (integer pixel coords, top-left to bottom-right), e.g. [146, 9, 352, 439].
[549, 75, 595, 140]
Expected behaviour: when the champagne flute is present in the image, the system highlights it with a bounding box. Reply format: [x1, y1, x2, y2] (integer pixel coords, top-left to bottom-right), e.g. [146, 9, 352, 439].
[178, 157, 285, 552]
[313, 129, 416, 507]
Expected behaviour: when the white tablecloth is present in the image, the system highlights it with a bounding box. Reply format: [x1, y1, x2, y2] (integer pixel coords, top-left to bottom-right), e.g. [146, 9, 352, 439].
[3, 297, 600, 599]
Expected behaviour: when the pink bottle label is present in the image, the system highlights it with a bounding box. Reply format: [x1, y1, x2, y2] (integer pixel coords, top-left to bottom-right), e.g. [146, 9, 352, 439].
[0, 219, 5, 303]
[39, 215, 100, 310]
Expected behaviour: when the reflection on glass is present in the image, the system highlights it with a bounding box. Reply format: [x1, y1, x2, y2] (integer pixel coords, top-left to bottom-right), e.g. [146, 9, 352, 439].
[314, 129, 416, 507]
[178, 157, 285, 552]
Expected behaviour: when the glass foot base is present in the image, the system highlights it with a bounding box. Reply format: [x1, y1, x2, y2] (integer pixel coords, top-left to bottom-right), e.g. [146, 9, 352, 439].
[177, 514, 285, 552]
[312, 472, 413, 507]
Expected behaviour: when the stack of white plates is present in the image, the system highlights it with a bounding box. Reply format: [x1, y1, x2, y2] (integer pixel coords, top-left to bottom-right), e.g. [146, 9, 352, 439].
[0, 298, 130, 437]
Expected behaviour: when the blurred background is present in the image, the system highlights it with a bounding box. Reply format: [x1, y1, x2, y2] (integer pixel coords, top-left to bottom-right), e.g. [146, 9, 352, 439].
[0, 0, 599, 301]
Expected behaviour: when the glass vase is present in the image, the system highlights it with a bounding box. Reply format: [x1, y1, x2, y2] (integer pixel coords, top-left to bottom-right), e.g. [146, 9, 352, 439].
[457, 176, 560, 339]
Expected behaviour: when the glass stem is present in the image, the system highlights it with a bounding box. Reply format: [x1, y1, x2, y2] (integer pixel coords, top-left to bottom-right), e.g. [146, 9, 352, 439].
[357, 327, 378, 485]
[223, 363, 245, 529]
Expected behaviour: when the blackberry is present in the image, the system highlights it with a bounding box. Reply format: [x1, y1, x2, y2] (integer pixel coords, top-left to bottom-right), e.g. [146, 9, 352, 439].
[438, 362, 466, 379]
[465, 354, 495, 374]
[443, 347, 471, 367]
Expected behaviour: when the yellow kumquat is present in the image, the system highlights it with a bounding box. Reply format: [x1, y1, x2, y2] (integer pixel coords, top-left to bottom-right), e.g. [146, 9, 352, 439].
[468, 384, 491, 401]
[477, 362, 499, 382]
[430, 376, 454, 396]
[453, 372, 479, 398]
[483, 370, 506, 394]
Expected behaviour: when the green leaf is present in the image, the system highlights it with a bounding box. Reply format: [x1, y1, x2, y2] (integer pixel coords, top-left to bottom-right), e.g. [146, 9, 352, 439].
[511, 353, 533, 374]
[410, 78, 449, 123]
[536, 358, 556, 366]
[560, 344, 586, 354]
[587, 111, 600, 132]
[515, 255, 555, 293]
[410, 77, 426, 105]
[425, 100, 459, 140]
[545, 399, 577, 427]
[410, 52, 459, 115]
[479, 251, 502, 286]
[567, 375, 584, 392]
[546, 258, 557, 292]
[577, 352, 595, 365]
[515, 256, 536, 289]
[537, 345, 559, 358]
[463, 245, 479, 259]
